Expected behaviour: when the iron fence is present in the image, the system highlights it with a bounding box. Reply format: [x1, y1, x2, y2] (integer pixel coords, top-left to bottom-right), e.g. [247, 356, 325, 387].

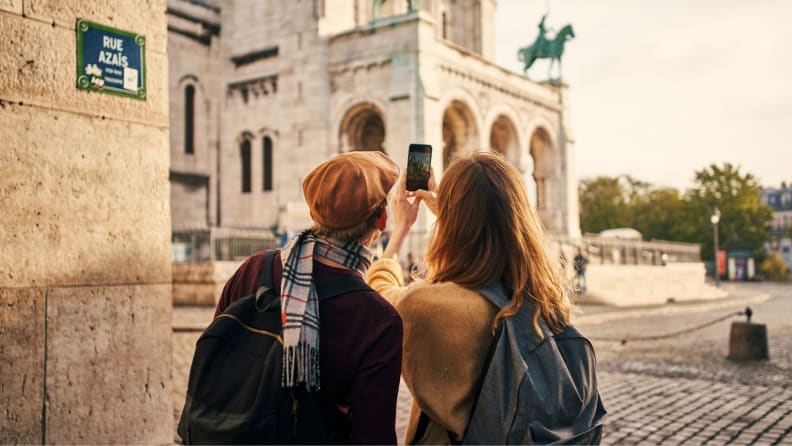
[172, 227, 279, 262]
[172, 228, 701, 265]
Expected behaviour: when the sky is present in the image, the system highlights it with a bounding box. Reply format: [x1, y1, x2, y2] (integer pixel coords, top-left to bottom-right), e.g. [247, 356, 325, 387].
[494, 0, 792, 191]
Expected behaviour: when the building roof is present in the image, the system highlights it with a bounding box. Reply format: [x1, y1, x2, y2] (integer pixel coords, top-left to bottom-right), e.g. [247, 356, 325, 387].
[761, 185, 792, 211]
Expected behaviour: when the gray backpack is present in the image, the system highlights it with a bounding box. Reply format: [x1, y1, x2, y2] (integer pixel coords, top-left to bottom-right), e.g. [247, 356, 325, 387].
[411, 284, 606, 444]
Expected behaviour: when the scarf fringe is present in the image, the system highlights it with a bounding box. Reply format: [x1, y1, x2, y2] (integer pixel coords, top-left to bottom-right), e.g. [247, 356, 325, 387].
[282, 343, 321, 391]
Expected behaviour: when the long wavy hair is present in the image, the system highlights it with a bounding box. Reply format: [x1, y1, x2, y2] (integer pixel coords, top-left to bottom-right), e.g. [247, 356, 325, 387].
[425, 152, 570, 336]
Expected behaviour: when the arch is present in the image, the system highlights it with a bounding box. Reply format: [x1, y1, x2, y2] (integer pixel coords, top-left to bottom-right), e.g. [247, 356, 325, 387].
[177, 74, 206, 95]
[337, 101, 387, 152]
[436, 89, 486, 167]
[524, 116, 559, 158]
[442, 100, 480, 170]
[483, 105, 525, 168]
[489, 115, 520, 166]
[529, 126, 554, 211]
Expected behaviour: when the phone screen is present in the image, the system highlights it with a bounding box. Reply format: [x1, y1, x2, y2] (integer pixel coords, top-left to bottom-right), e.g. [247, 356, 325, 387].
[406, 143, 432, 191]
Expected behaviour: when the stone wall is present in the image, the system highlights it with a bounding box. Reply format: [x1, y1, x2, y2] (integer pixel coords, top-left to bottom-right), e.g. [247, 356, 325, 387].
[172, 261, 242, 306]
[167, 0, 221, 229]
[0, 1, 173, 443]
[170, 178, 210, 230]
[583, 263, 727, 307]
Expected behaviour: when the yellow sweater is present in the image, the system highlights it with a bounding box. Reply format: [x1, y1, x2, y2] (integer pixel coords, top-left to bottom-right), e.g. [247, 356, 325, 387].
[365, 259, 498, 444]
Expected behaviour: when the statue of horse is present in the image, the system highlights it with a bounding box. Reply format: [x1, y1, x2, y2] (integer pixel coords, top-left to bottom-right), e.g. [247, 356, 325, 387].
[518, 24, 575, 80]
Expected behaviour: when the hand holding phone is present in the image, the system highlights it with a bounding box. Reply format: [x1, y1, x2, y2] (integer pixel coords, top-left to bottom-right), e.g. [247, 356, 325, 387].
[406, 143, 432, 191]
[413, 168, 438, 216]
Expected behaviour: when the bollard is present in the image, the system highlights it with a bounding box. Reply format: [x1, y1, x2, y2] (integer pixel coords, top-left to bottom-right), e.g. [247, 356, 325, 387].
[727, 307, 769, 361]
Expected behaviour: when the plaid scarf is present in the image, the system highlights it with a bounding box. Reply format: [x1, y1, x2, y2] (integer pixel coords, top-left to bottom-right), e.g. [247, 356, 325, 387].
[280, 230, 374, 389]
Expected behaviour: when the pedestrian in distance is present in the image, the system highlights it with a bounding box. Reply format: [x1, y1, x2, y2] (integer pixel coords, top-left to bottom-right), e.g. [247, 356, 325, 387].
[574, 247, 589, 294]
[404, 252, 418, 284]
[180, 151, 404, 444]
[366, 152, 606, 444]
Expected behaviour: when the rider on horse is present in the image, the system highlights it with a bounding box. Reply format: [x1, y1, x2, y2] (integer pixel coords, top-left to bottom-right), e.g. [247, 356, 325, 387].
[536, 15, 548, 53]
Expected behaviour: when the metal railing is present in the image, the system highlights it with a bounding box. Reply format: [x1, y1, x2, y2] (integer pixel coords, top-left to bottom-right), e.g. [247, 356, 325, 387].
[554, 234, 701, 265]
[172, 227, 279, 262]
[172, 227, 701, 266]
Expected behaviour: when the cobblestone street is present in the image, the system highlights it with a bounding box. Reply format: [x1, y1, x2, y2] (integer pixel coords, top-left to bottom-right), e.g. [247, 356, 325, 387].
[172, 282, 792, 444]
[599, 371, 792, 445]
[579, 282, 792, 445]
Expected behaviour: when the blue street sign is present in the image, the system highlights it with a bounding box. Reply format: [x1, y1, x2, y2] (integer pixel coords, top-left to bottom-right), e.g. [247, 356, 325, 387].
[76, 19, 146, 100]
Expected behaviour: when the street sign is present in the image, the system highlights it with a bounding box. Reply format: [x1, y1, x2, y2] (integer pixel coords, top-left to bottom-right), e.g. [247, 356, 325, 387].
[75, 19, 146, 100]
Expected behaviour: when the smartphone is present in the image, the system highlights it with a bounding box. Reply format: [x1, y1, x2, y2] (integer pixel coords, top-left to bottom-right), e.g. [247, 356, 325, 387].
[406, 143, 432, 191]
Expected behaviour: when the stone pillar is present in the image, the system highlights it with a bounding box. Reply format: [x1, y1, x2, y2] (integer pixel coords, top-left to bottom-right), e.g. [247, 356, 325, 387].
[0, 1, 173, 443]
[478, 0, 497, 61]
[559, 83, 582, 238]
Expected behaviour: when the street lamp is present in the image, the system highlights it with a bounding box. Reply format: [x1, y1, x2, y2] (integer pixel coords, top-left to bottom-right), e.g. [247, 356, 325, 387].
[711, 208, 721, 287]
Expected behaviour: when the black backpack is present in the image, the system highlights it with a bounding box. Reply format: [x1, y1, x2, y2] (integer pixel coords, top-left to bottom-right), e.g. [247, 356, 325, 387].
[177, 250, 372, 444]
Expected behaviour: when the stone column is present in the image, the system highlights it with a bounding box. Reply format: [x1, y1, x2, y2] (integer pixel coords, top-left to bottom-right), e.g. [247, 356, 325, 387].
[0, 1, 173, 443]
[559, 83, 582, 238]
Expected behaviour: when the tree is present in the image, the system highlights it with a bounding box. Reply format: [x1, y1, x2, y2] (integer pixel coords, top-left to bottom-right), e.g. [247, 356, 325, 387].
[578, 164, 772, 257]
[630, 187, 684, 241]
[578, 176, 631, 233]
[678, 163, 773, 261]
[579, 175, 682, 240]
[758, 254, 789, 282]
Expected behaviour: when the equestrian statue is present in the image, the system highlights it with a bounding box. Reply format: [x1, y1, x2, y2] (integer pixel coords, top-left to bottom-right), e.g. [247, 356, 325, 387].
[518, 15, 575, 80]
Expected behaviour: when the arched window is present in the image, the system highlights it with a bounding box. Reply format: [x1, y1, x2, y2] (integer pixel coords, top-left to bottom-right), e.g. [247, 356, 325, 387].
[263, 136, 273, 191]
[240, 139, 251, 193]
[184, 85, 195, 155]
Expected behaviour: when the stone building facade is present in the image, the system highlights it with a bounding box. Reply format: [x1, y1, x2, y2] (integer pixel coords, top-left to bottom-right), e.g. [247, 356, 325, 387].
[761, 184, 792, 273]
[167, 0, 580, 251]
[1, 1, 173, 443]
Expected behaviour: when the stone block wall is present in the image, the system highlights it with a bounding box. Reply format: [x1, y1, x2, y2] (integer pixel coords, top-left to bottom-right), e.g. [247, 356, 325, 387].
[170, 179, 210, 231]
[0, 2, 173, 443]
[583, 263, 727, 307]
[172, 261, 242, 306]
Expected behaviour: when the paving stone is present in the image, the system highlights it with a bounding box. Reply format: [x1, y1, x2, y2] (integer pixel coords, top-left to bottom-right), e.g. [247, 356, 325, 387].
[172, 289, 792, 446]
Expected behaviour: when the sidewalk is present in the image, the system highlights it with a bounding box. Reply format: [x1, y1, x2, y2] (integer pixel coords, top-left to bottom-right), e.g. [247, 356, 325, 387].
[572, 282, 770, 326]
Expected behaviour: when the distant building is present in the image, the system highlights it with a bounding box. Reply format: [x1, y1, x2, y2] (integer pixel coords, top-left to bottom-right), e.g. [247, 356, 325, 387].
[166, 0, 579, 259]
[760, 183, 792, 272]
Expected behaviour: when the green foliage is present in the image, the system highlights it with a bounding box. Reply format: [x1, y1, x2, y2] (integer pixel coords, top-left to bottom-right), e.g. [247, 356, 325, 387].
[579, 177, 631, 233]
[579, 175, 683, 239]
[758, 254, 789, 282]
[631, 188, 684, 242]
[680, 163, 773, 260]
[578, 163, 774, 261]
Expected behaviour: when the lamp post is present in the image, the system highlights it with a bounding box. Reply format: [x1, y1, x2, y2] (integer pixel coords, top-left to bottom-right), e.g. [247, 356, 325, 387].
[711, 208, 721, 287]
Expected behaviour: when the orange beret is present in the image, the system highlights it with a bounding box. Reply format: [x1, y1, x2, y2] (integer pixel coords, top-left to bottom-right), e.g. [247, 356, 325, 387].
[303, 151, 399, 229]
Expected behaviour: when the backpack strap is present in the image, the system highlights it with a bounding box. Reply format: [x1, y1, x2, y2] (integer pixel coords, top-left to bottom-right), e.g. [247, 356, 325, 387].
[258, 250, 279, 289]
[450, 284, 510, 444]
[476, 282, 511, 309]
[412, 284, 510, 445]
[255, 250, 280, 312]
